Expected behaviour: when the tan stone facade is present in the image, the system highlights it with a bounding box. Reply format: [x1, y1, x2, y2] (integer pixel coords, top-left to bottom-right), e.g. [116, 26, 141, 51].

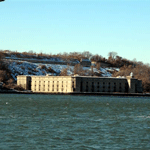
[17, 75, 31, 90]
[17, 75, 143, 93]
[31, 76, 73, 93]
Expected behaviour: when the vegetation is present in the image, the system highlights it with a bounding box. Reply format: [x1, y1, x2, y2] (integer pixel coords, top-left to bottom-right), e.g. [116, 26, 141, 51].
[3, 78, 24, 91]
[113, 64, 150, 92]
[0, 52, 18, 90]
[0, 52, 11, 82]
[59, 68, 68, 76]
[46, 67, 56, 74]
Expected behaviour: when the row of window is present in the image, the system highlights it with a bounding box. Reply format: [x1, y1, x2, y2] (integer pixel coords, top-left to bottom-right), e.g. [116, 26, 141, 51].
[85, 82, 124, 85]
[33, 81, 70, 92]
[81, 82, 128, 92]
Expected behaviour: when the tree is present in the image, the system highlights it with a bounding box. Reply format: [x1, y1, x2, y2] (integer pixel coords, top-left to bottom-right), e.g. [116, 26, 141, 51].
[0, 51, 3, 61]
[74, 64, 83, 75]
[112, 63, 150, 92]
[96, 63, 101, 70]
[0, 70, 6, 82]
[108, 52, 118, 60]
[59, 68, 68, 76]
[90, 66, 94, 76]
[82, 51, 93, 59]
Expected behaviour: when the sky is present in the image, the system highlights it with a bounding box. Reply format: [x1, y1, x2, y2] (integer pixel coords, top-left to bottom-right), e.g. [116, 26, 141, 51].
[0, 0, 150, 64]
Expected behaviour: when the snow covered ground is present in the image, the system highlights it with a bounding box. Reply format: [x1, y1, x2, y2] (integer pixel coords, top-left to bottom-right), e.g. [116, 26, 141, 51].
[7, 60, 118, 81]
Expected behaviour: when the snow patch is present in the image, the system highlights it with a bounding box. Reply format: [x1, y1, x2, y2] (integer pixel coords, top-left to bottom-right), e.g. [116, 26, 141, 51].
[7, 60, 118, 81]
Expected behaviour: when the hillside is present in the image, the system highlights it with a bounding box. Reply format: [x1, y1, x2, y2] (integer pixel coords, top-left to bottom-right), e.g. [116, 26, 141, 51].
[0, 51, 118, 91]
[7, 60, 114, 81]
[1, 50, 150, 92]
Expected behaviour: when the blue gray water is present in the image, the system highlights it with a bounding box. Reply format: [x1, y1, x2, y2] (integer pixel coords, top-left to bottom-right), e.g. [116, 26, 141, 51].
[0, 94, 150, 150]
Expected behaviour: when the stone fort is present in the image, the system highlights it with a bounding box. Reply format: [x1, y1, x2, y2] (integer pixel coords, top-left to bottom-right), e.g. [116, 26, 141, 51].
[17, 75, 142, 93]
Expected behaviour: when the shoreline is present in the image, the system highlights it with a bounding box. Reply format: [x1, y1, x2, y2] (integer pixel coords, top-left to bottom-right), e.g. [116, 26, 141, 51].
[0, 90, 150, 97]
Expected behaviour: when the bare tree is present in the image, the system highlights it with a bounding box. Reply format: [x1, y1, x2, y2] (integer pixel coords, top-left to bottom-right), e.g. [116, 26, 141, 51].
[108, 52, 118, 60]
[90, 66, 94, 76]
[60, 68, 68, 76]
[96, 63, 101, 70]
[74, 64, 83, 75]
[82, 51, 93, 59]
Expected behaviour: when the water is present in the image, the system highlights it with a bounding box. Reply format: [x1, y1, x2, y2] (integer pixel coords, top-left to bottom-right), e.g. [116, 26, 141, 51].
[0, 94, 150, 150]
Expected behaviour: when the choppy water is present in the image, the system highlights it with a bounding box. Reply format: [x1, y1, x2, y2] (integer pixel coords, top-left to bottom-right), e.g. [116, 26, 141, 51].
[0, 94, 150, 150]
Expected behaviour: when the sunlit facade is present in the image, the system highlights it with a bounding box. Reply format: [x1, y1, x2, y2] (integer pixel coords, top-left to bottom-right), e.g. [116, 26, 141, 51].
[17, 75, 142, 93]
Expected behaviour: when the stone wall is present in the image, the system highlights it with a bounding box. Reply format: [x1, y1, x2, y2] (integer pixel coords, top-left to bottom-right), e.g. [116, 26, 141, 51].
[17, 75, 31, 90]
[17, 75, 143, 93]
[74, 77, 128, 93]
[31, 76, 73, 93]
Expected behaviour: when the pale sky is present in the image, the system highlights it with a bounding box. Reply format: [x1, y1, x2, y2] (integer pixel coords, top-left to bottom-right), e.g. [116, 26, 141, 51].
[0, 0, 150, 64]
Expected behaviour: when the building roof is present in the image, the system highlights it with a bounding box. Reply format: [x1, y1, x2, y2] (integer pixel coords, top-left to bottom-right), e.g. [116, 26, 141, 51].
[72, 76, 127, 80]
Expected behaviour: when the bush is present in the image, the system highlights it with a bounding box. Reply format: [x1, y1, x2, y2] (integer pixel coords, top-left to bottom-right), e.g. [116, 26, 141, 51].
[7, 78, 14, 84]
[33, 68, 38, 72]
[28, 71, 32, 75]
[3, 80, 24, 91]
[16, 62, 23, 65]
[42, 71, 46, 75]
[21, 66, 25, 70]
[40, 65, 47, 70]
[0, 70, 7, 82]
[59, 68, 68, 76]
[14, 85, 25, 91]
[46, 67, 56, 73]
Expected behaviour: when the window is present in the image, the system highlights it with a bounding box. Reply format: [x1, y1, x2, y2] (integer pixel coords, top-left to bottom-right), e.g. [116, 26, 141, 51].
[39, 81, 41, 91]
[119, 83, 121, 92]
[34, 81, 36, 91]
[103, 82, 105, 92]
[92, 82, 94, 92]
[114, 82, 116, 92]
[108, 82, 110, 92]
[97, 82, 99, 92]
[80, 81, 83, 92]
[135, 83, 137, 93]
[43, 81, 45, 91]
[48, 81, 50, 91]
[57, 81, 59, 91]
[125, 82, 128, 92]
[103, 82, 105, 88]
[86, 82, 88, 92]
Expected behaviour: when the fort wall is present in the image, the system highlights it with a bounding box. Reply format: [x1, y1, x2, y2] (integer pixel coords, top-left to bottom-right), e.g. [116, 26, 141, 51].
[31, 76, 73, 93]
[17, 75, 143, 93]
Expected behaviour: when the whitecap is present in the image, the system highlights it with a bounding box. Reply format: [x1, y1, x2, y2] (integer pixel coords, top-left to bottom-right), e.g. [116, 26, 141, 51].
[137, 116, 145, 118]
